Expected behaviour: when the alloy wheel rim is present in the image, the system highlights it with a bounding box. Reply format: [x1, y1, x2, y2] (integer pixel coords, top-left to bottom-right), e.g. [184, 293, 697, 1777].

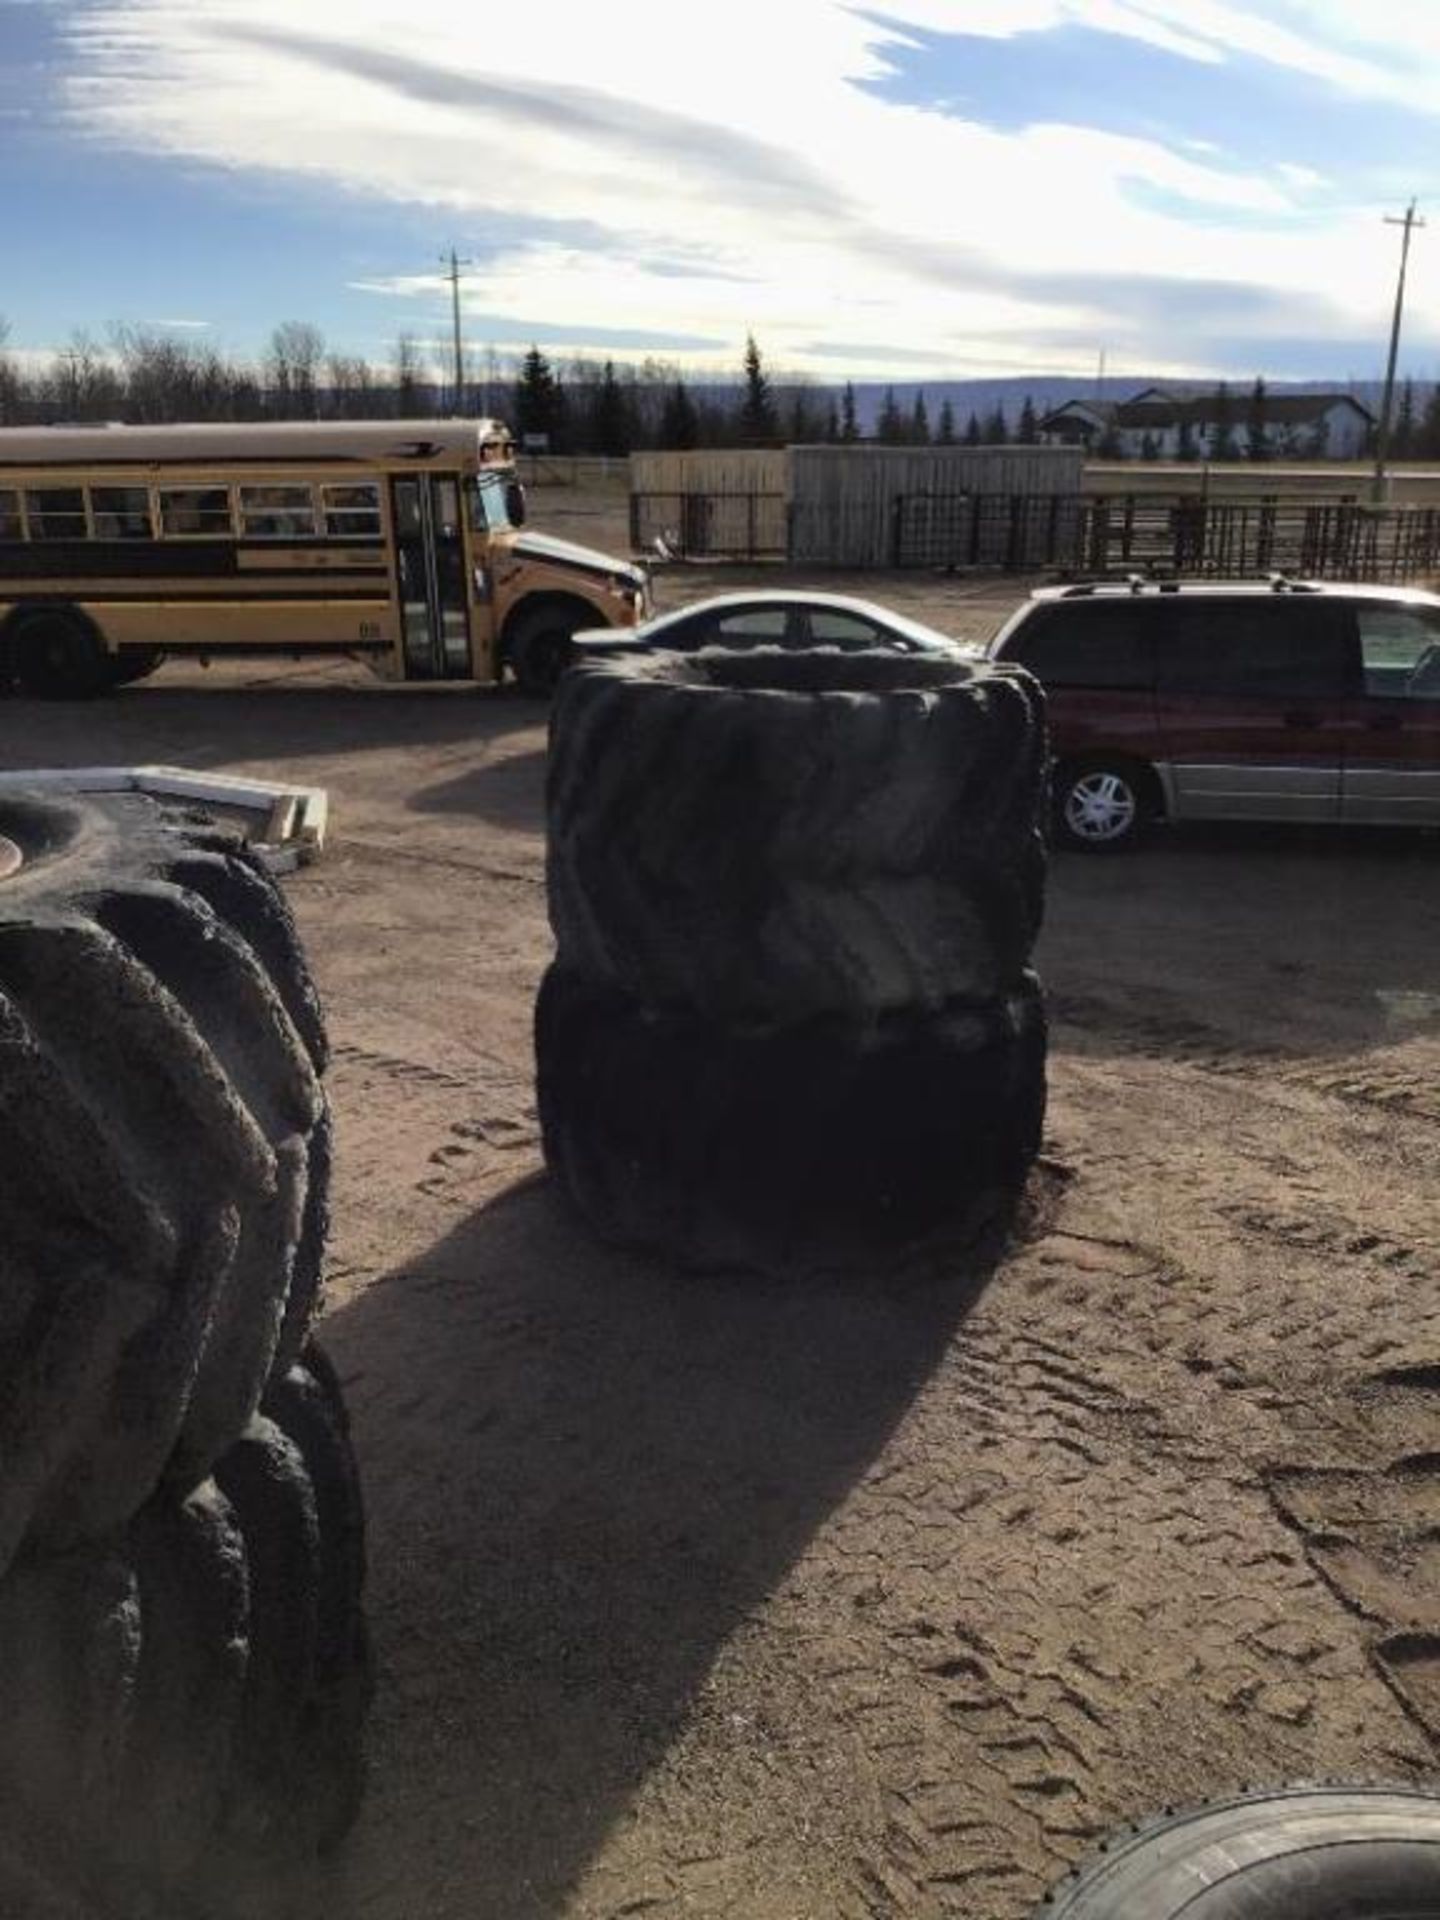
[1067, 772, 1137, 841]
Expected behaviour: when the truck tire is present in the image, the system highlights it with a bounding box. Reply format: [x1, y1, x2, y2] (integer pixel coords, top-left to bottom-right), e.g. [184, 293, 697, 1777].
[547, 648, 1048, 1020]
[1035, 1786, 1440, 1917]
[0, 790, 329, 1574]
[259, 1344, 372, 1851]
[536, 961, 1046, 1274]
[0, 1348, 369, 1910]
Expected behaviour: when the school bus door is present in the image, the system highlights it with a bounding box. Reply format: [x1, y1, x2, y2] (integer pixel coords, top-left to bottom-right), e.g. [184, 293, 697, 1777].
[390, 474, 471, 679]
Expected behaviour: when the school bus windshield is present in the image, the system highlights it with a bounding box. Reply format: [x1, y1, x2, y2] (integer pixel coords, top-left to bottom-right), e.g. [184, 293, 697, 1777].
[470, 472, 519, 534]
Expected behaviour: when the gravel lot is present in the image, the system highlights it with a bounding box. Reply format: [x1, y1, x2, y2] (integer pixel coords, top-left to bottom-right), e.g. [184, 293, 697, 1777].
[4, 486, 1438, 1917]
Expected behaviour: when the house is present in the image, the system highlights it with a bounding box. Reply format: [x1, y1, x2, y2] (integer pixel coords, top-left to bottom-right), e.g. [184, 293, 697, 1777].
[1039, 385, 1374, 459]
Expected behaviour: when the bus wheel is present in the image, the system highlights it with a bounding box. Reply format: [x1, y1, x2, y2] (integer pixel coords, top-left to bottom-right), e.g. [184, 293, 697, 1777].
[105, 647, 165, 690]
[11, 610, 110, 700]
[508, 612, 576, 698]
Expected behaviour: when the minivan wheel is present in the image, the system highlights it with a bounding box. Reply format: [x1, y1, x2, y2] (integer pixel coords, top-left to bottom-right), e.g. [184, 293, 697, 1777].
[1053, 760, 1151, 852]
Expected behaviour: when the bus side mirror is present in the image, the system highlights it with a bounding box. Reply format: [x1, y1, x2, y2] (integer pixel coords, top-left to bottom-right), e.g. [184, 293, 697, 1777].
[505, 481, 527, 527]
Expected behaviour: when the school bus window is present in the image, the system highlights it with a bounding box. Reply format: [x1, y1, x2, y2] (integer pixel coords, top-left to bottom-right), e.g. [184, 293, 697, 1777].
[321, 483, 381, 538]
[159, 487, 233, 536]
[25, 487, 87, 540]
[0, 491, 20, 539]
[238, 484, 318, 539]
[91, 486, 152, 539]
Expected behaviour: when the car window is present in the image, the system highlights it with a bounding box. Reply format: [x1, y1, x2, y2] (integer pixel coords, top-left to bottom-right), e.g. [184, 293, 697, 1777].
[806, 609, 887, 650]
[707, 608, 791, 646]
[1002, 601, 1152, 689]
[1153, 600, 1350, 699]
[1356, 603, 1440, 698]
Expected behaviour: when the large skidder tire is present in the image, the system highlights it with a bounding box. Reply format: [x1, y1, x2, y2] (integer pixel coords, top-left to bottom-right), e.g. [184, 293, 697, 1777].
[0, 1345, 369, 1914]
[547, 648, 1048, 1021]
[0, 790, 330, 1578]
[536, 962, 1046, 1274]
[1034, 1785, 1440, 1916]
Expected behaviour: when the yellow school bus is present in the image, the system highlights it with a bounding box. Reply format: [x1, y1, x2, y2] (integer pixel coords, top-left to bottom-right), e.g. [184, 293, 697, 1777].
[0, 419, 647, 696]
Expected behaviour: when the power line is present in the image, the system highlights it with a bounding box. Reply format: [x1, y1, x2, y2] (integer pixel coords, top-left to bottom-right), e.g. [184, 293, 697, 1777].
[441, 248, 473, 417]
[1372, 198, 1424, 501]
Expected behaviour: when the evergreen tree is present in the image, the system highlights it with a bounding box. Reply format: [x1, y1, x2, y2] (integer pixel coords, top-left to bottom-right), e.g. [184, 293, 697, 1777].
[1394, 378, 1417, 459]
[1208, 381, 1237, 460]
[1017, 395, 1039, 445]
[823, 397, 840, 442]
[587, 359, 633, 456]
[1176, 415, 1199, 461]
[983, 404, 1009, 444]
[963, 410, 982, 446]
[839, 381, 859, 442]
[659, 378, 699, 449]
[910, 391, 931, 444]
[937, 398, 956, 445]
[515, 346, 563, 443]
[1416, 384, 1440, 460]
[738, 333, 777, 443]
[876, 386, 904, 443]
[1245, 376, 1271, 462]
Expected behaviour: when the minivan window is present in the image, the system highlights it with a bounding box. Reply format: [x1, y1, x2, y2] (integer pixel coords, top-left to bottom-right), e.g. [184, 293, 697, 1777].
[1356, 603, 1440, 697]
[1153, 600, 1350, 698]
[1003, 601, 1152, 688]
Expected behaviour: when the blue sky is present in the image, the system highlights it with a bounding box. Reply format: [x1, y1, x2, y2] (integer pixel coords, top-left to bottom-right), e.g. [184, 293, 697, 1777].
[4, 0, 1440, 386]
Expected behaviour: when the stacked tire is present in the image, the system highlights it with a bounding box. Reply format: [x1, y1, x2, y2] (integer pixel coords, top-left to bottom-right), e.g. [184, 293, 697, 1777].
[537, 648, 1050, 1274]
[0, 792, 369, 1916]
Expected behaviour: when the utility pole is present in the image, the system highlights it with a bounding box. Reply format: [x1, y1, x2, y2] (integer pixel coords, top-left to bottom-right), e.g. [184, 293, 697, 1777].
[1372, 199, 1424, 502]
[441, 248, 473, 416]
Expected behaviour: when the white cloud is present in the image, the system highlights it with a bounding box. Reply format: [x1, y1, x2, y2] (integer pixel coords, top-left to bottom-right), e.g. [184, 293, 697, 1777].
[48, 0, 1440, 377]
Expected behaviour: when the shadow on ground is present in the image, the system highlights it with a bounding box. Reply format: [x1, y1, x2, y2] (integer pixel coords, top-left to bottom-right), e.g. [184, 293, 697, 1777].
[321, 1174, 1020, 1917]
[1042, 823, 1440, 1061]
[0, 680, 540, 776]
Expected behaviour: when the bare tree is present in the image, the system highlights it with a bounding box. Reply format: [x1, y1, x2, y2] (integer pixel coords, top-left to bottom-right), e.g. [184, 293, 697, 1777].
[266, 320, 325, 419]
[391, 332, 430, 417]
[0, 317, 25, 424]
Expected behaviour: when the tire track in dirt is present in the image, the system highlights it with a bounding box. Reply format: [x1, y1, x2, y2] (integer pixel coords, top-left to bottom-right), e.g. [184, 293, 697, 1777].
[1052, 990, 1440, 1128]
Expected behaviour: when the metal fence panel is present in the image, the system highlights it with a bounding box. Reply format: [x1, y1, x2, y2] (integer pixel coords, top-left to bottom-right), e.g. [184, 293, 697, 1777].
[629, 487, 1440, 579]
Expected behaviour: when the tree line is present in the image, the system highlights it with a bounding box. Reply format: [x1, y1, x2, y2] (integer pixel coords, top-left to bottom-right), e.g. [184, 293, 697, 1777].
[0, 319, 1050, 451]
[0, 319, 1426, 459]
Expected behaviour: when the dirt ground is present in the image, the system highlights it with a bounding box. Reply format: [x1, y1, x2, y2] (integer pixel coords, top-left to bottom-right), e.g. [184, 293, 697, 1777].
[4, 486, 1439, 1918]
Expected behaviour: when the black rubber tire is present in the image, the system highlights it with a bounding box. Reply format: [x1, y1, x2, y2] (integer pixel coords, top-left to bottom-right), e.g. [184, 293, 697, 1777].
[111, 1482, 249, 1887]
[509, 606, 578, 697]
[0, 1546, 141, 1862]
[260, 1343, 372, 1852]
[9, 609, 111, 700]
[103, 647, 164, 690]
[547, 648, 1048, 1020]
[1035, 1786, 1440, 1917]
[1051, 756, 1156, 853]
[536, 961, 1046, 1274]
[0, 1354, 369, 1908]
[0, 790, 330, 1575]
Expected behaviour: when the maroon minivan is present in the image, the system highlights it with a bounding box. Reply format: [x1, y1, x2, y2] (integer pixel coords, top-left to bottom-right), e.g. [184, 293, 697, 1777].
[987, 579, 1440, 850]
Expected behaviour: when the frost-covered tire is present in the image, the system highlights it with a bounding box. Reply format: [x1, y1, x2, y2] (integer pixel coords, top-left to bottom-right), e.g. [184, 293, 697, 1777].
[1034, 1785, 1440, 1916]
[547, 648, 1048, 1021]
[0, 790, 329, 1576]
[536, 961, 1046, 1274]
